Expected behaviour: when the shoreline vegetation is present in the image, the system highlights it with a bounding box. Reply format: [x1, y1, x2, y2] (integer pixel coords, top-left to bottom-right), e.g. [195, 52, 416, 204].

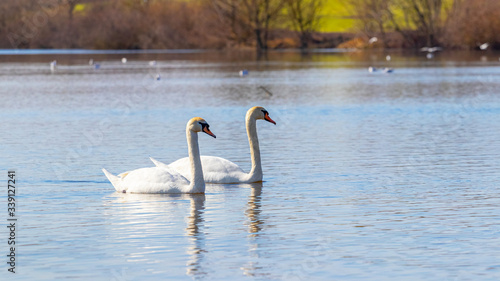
[1, 0, 499, 51]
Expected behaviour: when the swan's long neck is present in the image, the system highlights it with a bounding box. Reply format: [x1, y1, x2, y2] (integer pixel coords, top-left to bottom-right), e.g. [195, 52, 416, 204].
[187, 129, 205, 193]
[246, 115, 263, 182]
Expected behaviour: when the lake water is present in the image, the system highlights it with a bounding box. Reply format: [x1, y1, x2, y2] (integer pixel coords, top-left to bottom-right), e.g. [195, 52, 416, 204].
[1, 49, 500, 280]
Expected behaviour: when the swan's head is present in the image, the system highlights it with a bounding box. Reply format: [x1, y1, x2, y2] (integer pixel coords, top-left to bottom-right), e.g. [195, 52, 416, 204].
[249, 106, 276, 125]
[188, 117, 216, 138]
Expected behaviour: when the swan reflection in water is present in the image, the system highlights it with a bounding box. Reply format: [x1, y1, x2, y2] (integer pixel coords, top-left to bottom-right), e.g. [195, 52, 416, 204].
[241, 182, 265, 277]
[185, 194, 206, 277]
[105, 193, 207, 277]
[246, 182, 264, 236]
[106, 184, 265, 277]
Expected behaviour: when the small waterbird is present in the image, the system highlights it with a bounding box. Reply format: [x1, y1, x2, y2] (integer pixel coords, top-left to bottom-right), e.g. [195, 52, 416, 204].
[420, 46, 442, 53]
[479, 43, 489, 50]
[50, 60, 57, 72]
[382, 67, 394, 73]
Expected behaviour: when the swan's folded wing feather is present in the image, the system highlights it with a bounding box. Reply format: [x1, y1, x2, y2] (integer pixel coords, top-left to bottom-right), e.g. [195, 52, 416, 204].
[196, 156, 249, 183]
[117, 171, 130, 179]
[121, 167, 190, 193]
[200, 156, 246, 174]
[168, 156, 245, 176]
[165, 156, 249, 184]
[166, 157, 192, 179]
[150, 157, 169, 169]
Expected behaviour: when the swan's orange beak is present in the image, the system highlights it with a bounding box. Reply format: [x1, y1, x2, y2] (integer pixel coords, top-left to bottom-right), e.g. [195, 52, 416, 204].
[203, 127, 216, 138]
[264, 113, 276, 125]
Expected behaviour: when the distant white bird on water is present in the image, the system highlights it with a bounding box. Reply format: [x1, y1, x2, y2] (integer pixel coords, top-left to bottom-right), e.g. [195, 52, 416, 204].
[149, 60, 157, 66]
[368, 37, 378, 44]
[420, 46, 442, 53]
[382, 67, 394, 73]
[239, 70, 249, 77]
[479, 43, 489, 50]
[155, 74, 161, 80]
[50, 60, 57, 72]
[368, 66, 377, 73]
[121, 57, 127, 63]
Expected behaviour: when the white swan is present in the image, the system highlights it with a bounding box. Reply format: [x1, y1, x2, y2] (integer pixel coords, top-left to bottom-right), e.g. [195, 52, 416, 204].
[150, 106, 275, 184]
[102, 117, 216, 194]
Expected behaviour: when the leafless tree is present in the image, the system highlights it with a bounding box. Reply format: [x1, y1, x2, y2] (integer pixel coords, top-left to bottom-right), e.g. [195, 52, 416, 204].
[209, 0, 251, 46]
[396, 0, 444, 46]
[443, 0, 500, 49]
[348, 0, 445, 47]
[285, 0, 323, 49]
[347, 0, 392, 47]
[242, 0, 286, 51]
[211, 0, 285, 51]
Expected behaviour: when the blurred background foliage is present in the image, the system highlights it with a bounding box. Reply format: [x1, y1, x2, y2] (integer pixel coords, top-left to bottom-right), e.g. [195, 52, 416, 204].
[1, 0, 499, 50]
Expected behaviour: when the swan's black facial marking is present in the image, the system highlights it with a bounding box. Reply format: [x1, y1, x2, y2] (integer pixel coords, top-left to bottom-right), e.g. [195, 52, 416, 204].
[199, 121, 216, 138]
[198, 122, 209, 130]
[261, 109, 276, 125]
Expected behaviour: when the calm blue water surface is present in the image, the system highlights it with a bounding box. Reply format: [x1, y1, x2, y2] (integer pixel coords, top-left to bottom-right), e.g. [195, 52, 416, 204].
[1, 50, 500, 280]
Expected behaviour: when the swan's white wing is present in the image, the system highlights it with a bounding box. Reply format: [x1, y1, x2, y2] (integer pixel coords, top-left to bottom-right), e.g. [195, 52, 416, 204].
[165, 156, 247, 184]
[152, 157, 190, 179]
[121, 166, 191, 194]
[200, 156, 250, 183]
[200, 156, 246, 174]
[118, 170, 132, 178]
[150, 157, 171, 170]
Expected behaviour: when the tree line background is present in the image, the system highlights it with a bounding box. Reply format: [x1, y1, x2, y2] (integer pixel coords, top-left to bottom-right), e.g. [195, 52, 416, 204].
[1, 0, 499, 50]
